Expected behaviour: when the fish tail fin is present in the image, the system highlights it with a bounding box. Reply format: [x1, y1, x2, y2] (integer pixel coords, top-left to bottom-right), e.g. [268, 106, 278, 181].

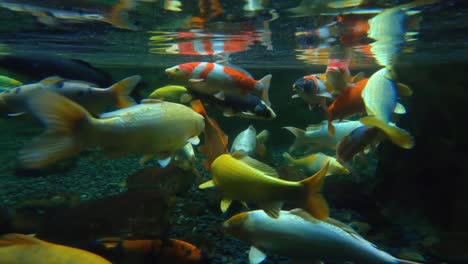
[0, 234, 42, 247]
[255, 130, 269, 157]
[105, 0, 139, 30]
[299, 162, 330, 220]
[191, 99, 206, 115]
[282, 152, 295, 164]
[109, 75, 140, 108]
[325, 109, 335, 136]
[283, 127, 307, 152]
[19, 92, 93, 169]
[360, 116, 414, 149]
[258, 74, 272, 107]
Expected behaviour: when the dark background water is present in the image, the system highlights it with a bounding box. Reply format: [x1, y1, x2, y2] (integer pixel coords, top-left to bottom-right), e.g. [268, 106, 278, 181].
[0, 0, 467, 263]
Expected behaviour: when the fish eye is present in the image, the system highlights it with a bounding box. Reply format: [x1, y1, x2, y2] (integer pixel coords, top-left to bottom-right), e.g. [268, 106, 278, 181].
[175, 68, 180, 72]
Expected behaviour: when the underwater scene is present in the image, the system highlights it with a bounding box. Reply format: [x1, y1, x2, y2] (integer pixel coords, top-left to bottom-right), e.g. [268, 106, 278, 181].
[0, 0, 467, 263]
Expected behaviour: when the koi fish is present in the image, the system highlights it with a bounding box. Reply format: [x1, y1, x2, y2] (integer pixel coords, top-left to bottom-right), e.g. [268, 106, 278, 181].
[291, 74, 332, 110]
[191, 99, 228, 169]
[0, 55, 113, 87]
[0, 75, 140, 116]
[18, 92, 204, 169]
[223, 209, 421, 264]
[325, 59, 352, 95]
[191, 90, 276, 120]
[0, 0, 139, 30]
[231, 125, 269, 157]
[0, 233, 111, 264]
[199, 152, 330, 220]
[148, 85, 193, 104]
[325, 78, 369, 135]
[165, 62, 272, 107]
[283, 152, 349, 176]
[96, 237, 209, 264]
[336, 125, 385, 168]
[284, 120, 363, 153]
[360, 68, 414, 149]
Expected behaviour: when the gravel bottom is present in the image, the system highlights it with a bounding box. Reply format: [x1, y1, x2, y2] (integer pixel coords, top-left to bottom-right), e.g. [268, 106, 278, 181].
[0, 118, 432, 263]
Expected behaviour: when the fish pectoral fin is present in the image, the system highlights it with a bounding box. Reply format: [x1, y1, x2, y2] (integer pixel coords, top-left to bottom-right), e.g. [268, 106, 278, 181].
[223, 110, 236, 117]
[39, 76, 64, 85]
[141, 99, 163, 104]
[393, 103, 406, 114]
[189, 78, 205, 83]
[291, 94, 300, 99]
[199, 180, 215, 189]
[240, 201, 249, 208]
[139, 154, 155, 165]
[0, 233, 41, 247]
[180, 93, 193, 103]
[157, 156, 172, 168]
[249, 246, 267, 264]
[7, 112, 26, 117]
[232, 151, 278, 178]
[214, 91, 226, 100]
[260, 201, 283, 218]
[187, 136, 200, 145]
[220, 198, 232, 212]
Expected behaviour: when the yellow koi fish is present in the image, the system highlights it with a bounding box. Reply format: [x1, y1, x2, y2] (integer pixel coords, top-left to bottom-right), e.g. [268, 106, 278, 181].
[0, 233, 111, 264]
[199, 152, 330, 220]
[283, 152, 349, 176]
[19, 92, 204, 169]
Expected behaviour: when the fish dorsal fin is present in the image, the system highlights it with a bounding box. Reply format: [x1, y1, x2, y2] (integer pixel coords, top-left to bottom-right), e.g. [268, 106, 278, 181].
[306, 120, 328, 131]
[249, 246, 267, 264]
[40, 76, 64, 85]
[141, 99, 163, 104]
[232, 151, 278, 178]
[289, 208, 320, 224]
[323, 217, 369, 243]
[396, 83, 413, 96]
[0, 234, 42, 247]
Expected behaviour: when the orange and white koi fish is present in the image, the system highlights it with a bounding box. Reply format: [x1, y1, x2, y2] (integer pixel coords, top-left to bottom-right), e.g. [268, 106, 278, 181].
[191, 99, 228, 169]
[0, 233, 111, 264]
[165, 62, 272, 106]
[160, 31, 258, 56]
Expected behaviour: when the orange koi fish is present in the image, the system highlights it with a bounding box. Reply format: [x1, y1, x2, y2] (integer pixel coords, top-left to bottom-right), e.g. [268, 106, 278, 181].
[165, 62, 272, 106]
[191, 99, 228, 169]
[325, 78, 368, 135]
[0, 233, 111, 264]
[97, 237, 209, 264]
